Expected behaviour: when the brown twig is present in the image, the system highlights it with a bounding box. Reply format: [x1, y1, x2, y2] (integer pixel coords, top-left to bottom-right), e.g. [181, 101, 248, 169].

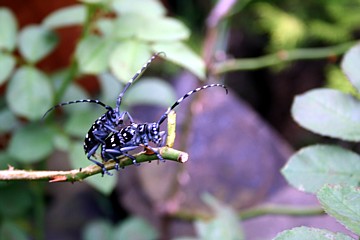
[0, 147, 188, 182]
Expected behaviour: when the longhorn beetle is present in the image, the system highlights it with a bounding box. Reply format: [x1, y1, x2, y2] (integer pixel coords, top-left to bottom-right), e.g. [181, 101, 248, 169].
[42, 53, 164, 171]
[99, 84, 228, 175]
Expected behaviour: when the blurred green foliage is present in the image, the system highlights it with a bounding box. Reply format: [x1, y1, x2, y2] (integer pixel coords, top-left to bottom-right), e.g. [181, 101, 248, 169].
[0, 0, 200, 190]
[83, 217, 159, 240]
[249, 0, 360, 51]
[0, 0, 201, 238]
[282, 43, 360, 238]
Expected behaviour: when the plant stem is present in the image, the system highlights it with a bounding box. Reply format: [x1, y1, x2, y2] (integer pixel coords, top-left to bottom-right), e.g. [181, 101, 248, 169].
[239, 204, 324, 220]
[169, 204, 324, 221]
[212, 40, 358, 74]
[54, 60, 78, 103]
[81, 3, 98, 38]
[54, 3, 99, 102]
[0, 147, 188, 182]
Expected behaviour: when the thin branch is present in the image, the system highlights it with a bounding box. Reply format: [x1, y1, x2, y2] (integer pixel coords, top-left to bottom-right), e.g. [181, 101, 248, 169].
[55, 4, 98, 102]
[0, 111, 181, 182]
[0, 147, 188, 183]
[238, 204, 324, 220]
[168, 204, 324, 221]
[202, 0, 238, 65]
[212, 40, 359, 74]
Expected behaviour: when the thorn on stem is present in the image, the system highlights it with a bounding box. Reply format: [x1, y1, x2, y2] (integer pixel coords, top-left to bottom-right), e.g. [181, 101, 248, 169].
[49, 175, 67, 183]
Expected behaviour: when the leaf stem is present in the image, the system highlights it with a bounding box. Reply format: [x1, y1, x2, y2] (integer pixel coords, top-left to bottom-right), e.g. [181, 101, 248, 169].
[54, 3, 99, 102]
[212, 41, 358, 74]
[169, 204, 324, 221]
[239, 204, 324, 220]
[54, 60, 78, 103]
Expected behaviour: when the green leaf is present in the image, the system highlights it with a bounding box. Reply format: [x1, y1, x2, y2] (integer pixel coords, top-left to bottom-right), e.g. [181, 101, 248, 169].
[75, 35, 114, 74]
[65, 109, 104, 138]
[109, 40, 152, 83]
[173, 238, 199, 240]
[291, 88, 360, 141]
[0, 184, 32, 217]
[6, 66, 53, 120]
[49, 69, 90, 104]
[69, 142, 117, 195]
[137, 17, 190, 41]
[318, 185, 360, 235]
[8, 123, 54, 163]
[113, 14, 190, 42]
[60, 83, 92, 114]
[325, 65, 359, 97]
[112, 0, 165, 18]
[83, 220, 113, 240]
[50, 68, 75, 90]
[0, 52, 15, 84]
[342, 44, 360, 93]
[255, 3, 305, 51]
[113, 14, 145, 39]
[282, 144, 360, 193]
[113, 217, 159, 240]
[152, 42, 205, 79]
[273, 226, 354, 240]
[98, 72, 122, 104]
[0, 221, 28, 240]
[42, 5, 85, 28]
[18, 25, 58, 63]
[0, 151, 18, 170]
[122, 77, 176, 108]
[0, 109, 18, 133]
[0, 8, 17, 51]
[96, 19, 116, 38]
[52, 133, 71, 152]
[194, 193, 244, 240]
[80, 0, 111, 3]
[309, 20, 350, 44]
